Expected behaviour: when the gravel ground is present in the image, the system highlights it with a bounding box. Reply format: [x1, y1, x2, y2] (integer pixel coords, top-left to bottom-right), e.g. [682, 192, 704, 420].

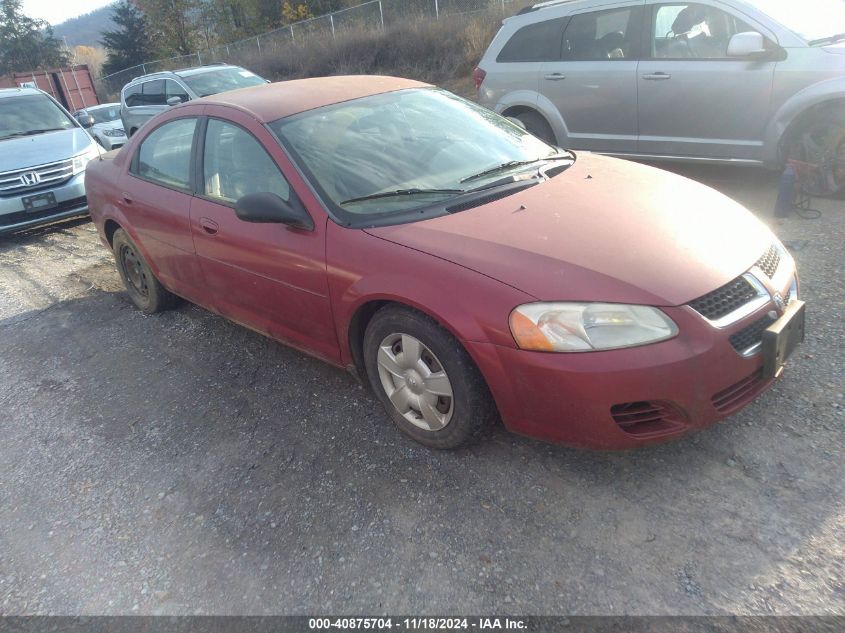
[0, 163, 843, 615]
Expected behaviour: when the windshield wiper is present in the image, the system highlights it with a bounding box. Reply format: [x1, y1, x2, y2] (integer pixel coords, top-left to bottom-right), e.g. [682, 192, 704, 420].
[0, 127, 67, 140]
[809, 32, 845, 46]
[340, 188, 464, 205]
[460, 153, 573, 184]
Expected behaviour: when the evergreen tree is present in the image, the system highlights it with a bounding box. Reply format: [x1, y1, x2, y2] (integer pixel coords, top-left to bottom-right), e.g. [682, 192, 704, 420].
[0, 0, 69, 74]
[100, 1, 154, 75]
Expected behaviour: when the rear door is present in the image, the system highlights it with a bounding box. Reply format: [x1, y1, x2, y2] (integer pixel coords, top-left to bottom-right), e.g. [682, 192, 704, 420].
[122, 115, 207, 302]
[189, 108, 338, 362]
[539, 2, 644, 153]
[637, 1, 777, 159]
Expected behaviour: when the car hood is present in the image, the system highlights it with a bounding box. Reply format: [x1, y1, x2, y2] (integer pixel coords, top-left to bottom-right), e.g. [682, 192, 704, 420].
[365, 153, 773, 306]
[0, 128, 93, 172]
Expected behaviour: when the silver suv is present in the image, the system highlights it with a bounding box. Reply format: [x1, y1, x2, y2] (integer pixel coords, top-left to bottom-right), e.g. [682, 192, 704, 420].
[120, 64, 267, 137]
[476, 0, 845, 194]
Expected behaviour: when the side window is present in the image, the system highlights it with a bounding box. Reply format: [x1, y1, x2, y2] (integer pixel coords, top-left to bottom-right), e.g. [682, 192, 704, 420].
[141, 79, 166, 105]
[652, 3, 755, 58]
[202, 118, 290, 204]
[562, 7, 640, 60]
[166, 80, 190, 103]
[124, 84, 142, 107]
[496, 18, 568, 62]
[131, 118, 197, 190]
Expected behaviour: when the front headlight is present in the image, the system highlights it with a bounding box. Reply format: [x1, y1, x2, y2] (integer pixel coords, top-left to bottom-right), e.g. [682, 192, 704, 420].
[72, 145, 100, 174]
[102, 128, 125, 137]
[509, 302, 678, 352]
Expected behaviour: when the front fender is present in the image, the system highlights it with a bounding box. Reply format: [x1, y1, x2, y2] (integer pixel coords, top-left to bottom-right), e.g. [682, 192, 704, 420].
[764, 77, 845, 164]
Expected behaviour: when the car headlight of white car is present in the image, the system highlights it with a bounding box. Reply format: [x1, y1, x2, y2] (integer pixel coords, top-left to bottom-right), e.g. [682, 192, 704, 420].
[72, 144, 101, 174]
[101, 128, 125, 138]
[509, 302, 678, 352]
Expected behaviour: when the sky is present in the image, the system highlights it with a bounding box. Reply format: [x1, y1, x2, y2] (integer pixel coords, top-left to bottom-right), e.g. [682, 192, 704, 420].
[23, 0, 113, 26]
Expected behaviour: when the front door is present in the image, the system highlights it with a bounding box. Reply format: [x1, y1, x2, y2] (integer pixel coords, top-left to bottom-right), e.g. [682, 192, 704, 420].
[637, 1, 777, 160]
[189, 111, 339, 363]
[539, 3, 644, 153]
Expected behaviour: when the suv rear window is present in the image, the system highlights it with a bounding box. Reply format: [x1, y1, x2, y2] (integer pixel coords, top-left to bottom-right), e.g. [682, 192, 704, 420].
[497, 18, 568, 62]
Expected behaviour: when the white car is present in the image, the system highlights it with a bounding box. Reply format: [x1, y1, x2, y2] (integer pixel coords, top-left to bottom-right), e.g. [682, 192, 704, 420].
[73, 103, 127, 151]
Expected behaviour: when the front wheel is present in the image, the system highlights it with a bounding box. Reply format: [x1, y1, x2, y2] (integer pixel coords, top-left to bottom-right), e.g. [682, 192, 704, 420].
[363, 306, 495, 449]
[784, 110, 845, 197]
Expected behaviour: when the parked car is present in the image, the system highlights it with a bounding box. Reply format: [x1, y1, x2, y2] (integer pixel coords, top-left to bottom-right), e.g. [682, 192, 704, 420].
[85, 76, 804, 450]
[475, 0, 845, 195]
[73, 103, 127, 150]
[119, 64, 267, 137]
[0, 87, 99, 235]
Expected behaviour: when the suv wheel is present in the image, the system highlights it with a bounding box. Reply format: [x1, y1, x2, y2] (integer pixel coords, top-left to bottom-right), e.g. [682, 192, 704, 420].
[514, 111, 557, 146]
[784, 109, 845, 197]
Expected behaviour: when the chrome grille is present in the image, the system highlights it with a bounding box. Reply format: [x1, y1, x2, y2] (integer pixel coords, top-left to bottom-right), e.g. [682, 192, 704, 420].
[689, 276, 758, 321]
[0, 159, 74, 196]
[755, 244, 780, 278]
[729, 313, 777, 354]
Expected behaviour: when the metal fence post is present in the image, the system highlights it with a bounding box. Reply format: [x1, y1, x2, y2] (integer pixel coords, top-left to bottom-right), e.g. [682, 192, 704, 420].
[256, 36, 261, 53]
[501, 0, 505, 14]
[434, 0, 439, 20]
[290, 24, 295, 41]
[197, 51, 202, 65]
[330, 14, 335, 38]
[142, 64, 147, 73]
[379, 0, 384, 29]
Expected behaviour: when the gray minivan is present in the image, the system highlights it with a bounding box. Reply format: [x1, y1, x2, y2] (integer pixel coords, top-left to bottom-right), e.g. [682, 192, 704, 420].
[120, 64, 267, 137]
[0, 88, 99, 235]
[476, 0, 845, 194]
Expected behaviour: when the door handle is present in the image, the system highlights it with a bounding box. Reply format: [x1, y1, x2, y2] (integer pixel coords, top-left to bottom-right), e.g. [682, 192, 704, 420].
[642, 72, 671, 80]
[544, 73, 566, 81]
[121, 192, 133, 204]
[199, 217, 219, 235]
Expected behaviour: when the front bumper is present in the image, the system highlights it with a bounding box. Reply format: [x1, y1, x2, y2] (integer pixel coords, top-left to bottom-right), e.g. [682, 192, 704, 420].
[0, 172, 88, 236]
[468, 276, 798, 450]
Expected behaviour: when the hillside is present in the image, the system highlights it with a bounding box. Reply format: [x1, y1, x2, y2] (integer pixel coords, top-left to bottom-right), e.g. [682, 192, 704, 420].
[53, 4, 115, 48]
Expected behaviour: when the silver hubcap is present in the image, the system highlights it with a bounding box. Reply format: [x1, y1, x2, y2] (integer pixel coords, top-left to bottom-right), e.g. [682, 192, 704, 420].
[376, 333, 454, 432]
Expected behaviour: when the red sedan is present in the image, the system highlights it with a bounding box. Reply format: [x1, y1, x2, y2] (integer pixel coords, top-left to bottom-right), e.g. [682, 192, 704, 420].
[85, 76, 805, 450]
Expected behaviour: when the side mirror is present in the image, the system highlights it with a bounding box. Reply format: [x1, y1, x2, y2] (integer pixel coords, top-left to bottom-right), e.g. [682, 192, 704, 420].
[727, 31, 767, 58]
[79, 114, 95, 128]
[166, 96, 183, 106]
[234, 191, 314, 230]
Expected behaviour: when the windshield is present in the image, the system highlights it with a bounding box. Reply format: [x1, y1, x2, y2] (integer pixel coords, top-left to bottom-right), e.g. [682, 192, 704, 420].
[750, 0, 845, 43]
[180, 67, 266, 97]
[0, 94, 77, 140]
[87, 105, 120, 124]
[270, 88, 561, 224]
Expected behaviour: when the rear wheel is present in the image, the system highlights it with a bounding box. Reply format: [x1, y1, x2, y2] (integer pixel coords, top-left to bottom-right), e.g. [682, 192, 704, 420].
[784, 109, 845, 197]
[112, 228, 179, 313]
[514, 110, 557, 147]
[362, 306, 495, 449]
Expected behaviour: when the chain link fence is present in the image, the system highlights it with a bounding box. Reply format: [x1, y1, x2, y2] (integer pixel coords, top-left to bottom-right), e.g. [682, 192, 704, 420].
[95, 0, 528, 100]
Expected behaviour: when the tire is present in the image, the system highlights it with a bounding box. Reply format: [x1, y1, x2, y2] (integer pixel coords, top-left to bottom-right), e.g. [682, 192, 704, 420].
[784, 108, 845, 198]
[112, 228, 179, 313]
[515, 110, 557, 147]
[363, 305, 495, 449]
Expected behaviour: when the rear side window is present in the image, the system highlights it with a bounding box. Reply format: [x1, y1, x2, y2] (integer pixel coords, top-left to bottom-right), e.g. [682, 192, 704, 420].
[562, 7, 642, 60]
[131, 118, 197, 190]
[124, 84, 142, 107]
[497, 18, 568, 62]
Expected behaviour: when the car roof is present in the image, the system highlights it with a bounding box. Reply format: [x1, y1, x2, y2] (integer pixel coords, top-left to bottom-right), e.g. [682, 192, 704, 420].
[0, 87, 44, 98]
[125, 64, 240, 86]
[81, 102, 119, 110]
[193, 75, 431, 122]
